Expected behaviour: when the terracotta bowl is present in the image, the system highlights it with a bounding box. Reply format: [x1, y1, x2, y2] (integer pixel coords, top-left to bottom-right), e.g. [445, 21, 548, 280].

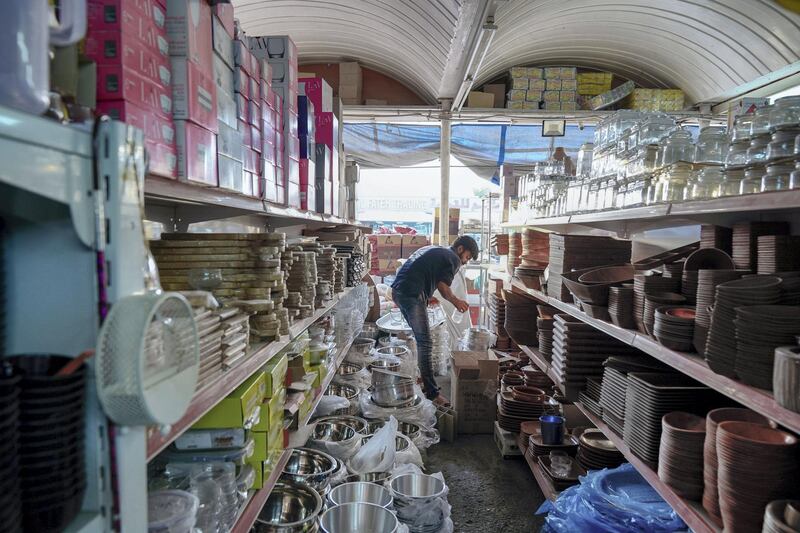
[662, 411, 706, 434]
[511, 386, 547, 403]
[706, 407, 775, 430]
[684, 248, 735, 271]
[716, 421, 798, 447]
[577, 264, 635, 284]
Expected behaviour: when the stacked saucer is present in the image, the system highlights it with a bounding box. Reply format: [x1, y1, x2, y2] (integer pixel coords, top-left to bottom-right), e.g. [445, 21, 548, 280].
[732, 221, 789, 271]
[598, 356, 670, 437]
[522, 229, 550, 264]
[757, 235, 800, 274]
[576, 429, 624, 471]
[508, 232, 523, 271]
[492, 234, 509, 255]
[693, 269, 747, 354]
[522, 366, 553, 390]
[537, 317, 555, 362]
[643, 292, 686, 335]
[497, 391, 553, 434]
[578, 378, 604, 418]
[657, 411, 706, 500]
[762, 500, 800, 533]
[662, 261, 684, 280]
[527, 432, 579, 457]
[608, 285, 635, 329]
[653, 307, 695, 352]
[734, 305, 800, 389]
[704, 276, 781, 378]
[634, 274, 680, 333]
[681, 247, 735, 305]
[779, 275, 800, 305]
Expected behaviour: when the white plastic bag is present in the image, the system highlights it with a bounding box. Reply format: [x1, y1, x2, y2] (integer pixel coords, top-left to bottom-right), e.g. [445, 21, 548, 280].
[395, 434, 424, 469]
[348, 416, 398, 474]
[308, 430, 362, 463]
[333, 366, 372, 390]
[316, 395, 350, 417]
[412, 425, 440, 451]
[435, 270, 472, 349]
[392, 472, 451, 533]
[358, 387, 437, 428]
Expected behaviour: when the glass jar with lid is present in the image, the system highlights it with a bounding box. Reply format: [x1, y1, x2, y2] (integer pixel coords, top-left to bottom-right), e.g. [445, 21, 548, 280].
[720, 168, 745, 197]
[745, 134, 771, 165]
[769, 96, 800, 131]
[694, 126, 729, 164]
[638, 114, 676, 146]
[766, 127, 800, 161]
[686, 166, 724, 200]
[761, 163, 796, 192]
[658, 127, 694, 167]
[661, 162, 692, 202]
[740, 165, 767, 194]
[725, 140, 750, 167]
[731, 113, 754, 142]
[749, 105, 773, 137]
[576, 143, 594, 178]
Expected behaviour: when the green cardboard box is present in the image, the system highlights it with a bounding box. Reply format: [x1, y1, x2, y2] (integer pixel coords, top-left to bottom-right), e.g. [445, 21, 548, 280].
[193, 372, 266, 429]
[247, 459, 264, 489]
[252, 387, 287, 432]
[263, 354, 288, 398]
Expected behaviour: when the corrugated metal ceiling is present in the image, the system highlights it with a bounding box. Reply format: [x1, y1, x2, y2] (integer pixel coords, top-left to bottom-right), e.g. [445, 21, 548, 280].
[233, 0, 800, 105]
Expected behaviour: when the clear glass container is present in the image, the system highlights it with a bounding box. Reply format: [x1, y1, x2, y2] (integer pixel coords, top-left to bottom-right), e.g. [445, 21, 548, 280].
[795, 132, 800, 155]
[720, 168, 745, 197]
[694, 126, 729, 164]
[769, 96, 800, 131]
[761, 163, 796, 192]
[766, 128, 800, 161]
[740, 165, 767, 194]
[638, 114, 676, 146]
[658, 127, 694, 167]
[745, 134, 771, 165]
[576, 143, 594, 178]
[750, 105, 773, 137]
[789, 163, 800, 189]
[731, 113, 754, 142]
[725, 140, 750, 167]
[661, 162, 692, 202]
[687, 166, 724, 200]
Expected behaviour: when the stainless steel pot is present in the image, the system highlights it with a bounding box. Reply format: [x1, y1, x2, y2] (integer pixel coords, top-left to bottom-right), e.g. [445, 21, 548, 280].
[327, 482, 393, 509]
[375, 345, 410, 359]
[325, 383, 360, 416]
[314, 415, 368, 435]
[368, 359, 401, 373]
[349, 338, 376, 356]
[312, 422, 357, 443]
[336, 362, 364, 376]
[343, 472, 391, 485]
[390, 474, 446, 507]
[319, 502, 398, 533]
[281, 448, 337, 493]
[365, 419, 386, 435]
[254, 481, 322, 533]
[397, 422, 421, 441]
[362, 434, 410, 452]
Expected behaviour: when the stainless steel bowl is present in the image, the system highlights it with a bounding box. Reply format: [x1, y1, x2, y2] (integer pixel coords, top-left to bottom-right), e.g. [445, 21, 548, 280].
[390, 474, 446, 506]
[365, 419, 386, 434]
[312, 422, 357, 443]
[326, 383, 359, 401]
[362, 434, 410, 452]
[343, 472, 391, 485]
[255, 481, 322, 533]
[282, 448, 337, 493]
[314, 415, 368, 435]
[336, 362, 364, 376]
[397, 422, 421, 441]
[371, 369, 413, 387]
[349, 338, 376, 356]
[371, 381, 416, 408]
[320, 502, 398, 533]
[359, 323, 380, 340]
[375, 346, 410, 359]
[368, 359, 401, 373]
[328, 482, 393, 509]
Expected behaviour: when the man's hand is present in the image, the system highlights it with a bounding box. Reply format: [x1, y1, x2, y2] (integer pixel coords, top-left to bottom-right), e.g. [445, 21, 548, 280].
[453, 298, 469, 313]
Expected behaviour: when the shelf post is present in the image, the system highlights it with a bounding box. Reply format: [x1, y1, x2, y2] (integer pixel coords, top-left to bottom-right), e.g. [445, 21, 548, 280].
[440, 108, 452, 245]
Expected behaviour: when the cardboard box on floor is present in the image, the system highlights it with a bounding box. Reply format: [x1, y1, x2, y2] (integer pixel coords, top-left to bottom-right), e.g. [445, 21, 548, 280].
[450, 350, 498, 434]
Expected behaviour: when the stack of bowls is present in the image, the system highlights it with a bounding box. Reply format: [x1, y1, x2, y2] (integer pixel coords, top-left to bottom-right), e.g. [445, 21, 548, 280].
[657, 412, 706, 500]
[310, 422, 359, 459]
[702, 408, 773, 526]
[369, 358, 401, 373]
[370, 370, 416, 408]
[314, 415, 369, 435]
[576, 429, 625, 471]
[716, 422, 799, 533]
[774, 346, 800, 412]
[643, 293, 686, 335]
[328, 482, 393, 509]
[348, 338, 376, 360]
[326, 383, 360, 416]
[537, 317, 555, 362]
[255, 481, 322, 533]
[397, 422, 421, 441]
[375, 345, 410, 361]
[682, 248, 736, 307]
[0, 363, 21, 532]
[343, 472, 392, 485]
[653, 307, 695, 351]
[762, 500, 800, 533]
[361, 433, 411, 452]
[390, 474, 448, 533]
[282, 448, 338, 496]
[608, 285, 635, 329]
[522, 366, 552, 389]
[11, 354, 87, 532]
[634, 274, 681, 333]
[704, 276, 781, 377]
[734, 305, 800, 389]
[148, 490, 199, 533]
[693, 269, 746, 353]
[320, 502, 398, 533]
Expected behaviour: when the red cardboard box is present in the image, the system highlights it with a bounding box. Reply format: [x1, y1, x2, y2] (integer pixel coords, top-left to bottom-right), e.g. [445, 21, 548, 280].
[88, 34, 171, 88]
[248, 100, 260, 127]
[95, 65, 172, 116]
[236, 93, 248, 123]
[85, 25, 168, 64]
[315, 112, 335, 148]
[284, 108, 298, 137]
[96, 100, 175, 146]
[165, 0, 213, 71]
[234, 40, 251, 73]
[211, 14, 234, 69]
[171, 58, 218, 132]
[285, 135, 300, 160]
[175, 120, 217, 185]
[299, 77, 333, 114]
[276, 184, 286, 205]
[87, 0, 166, 33]
[243, 147, 259, 173]
[212, 3, 235, 38]
[239, 119, 251, 147]
[146, 140, 178, 178]
[241, 171, 255, 196]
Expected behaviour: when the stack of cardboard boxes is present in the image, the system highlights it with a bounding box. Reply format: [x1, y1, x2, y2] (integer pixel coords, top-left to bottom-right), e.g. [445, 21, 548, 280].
[623, 89, 685, 111]
[401, 235, 430, 258]
[506, 66, 577, 111]
[87, 0, 178, 178]
[297, 94, 316, 210]
[300, 76, 338, 215]
[191, 352, 287, 489]
[576, 71, 613, 97]
[367, 234, 430, 275]
[432, 208, 460, 246]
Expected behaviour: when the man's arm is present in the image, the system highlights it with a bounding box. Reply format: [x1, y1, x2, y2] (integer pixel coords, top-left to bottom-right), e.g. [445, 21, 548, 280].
[437, 281, 469, 313]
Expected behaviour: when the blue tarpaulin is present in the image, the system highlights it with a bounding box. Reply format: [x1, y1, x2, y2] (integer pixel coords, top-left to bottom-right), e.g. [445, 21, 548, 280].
[343, 123, 595, 182]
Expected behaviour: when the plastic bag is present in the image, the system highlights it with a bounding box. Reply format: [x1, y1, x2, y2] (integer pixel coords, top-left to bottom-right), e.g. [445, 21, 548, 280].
[395, 434, 424, 469]
[537, 464, 686, 533]
[358, 387, 437, 428]
[347, 416, 398, 474]
[390, 462, 424, 478]
[434, 270, 472, 349]
[458, 326, 497, 352]
[316, 395, 350, 417]
[391, 472, 451, 533]
[411, 425, 440, 451]
[333, 366, 372, 390]
[308, 429, 362, 463]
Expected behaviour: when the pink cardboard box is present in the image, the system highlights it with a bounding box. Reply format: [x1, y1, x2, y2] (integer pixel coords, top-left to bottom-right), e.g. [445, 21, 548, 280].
[324, 178, 333, 214]
[212, 3, 235, 37]
[286, 179, 300, 208]
[165, 0, 212, 71]
[248, 100, 260, 128]
[89, 34, 171, 88]
[249, 35, 297, 61]
[234, 67, 250, 99]
[241, 171, 255, 196]
[234, 40, 251, 73]
[96, 100, 175, 145]
[236, 93, 248, 123]
[171, 58, 218, 132]
[146, 140, 178, 178]
[95, 65, 172, 116]
[87, 0, 165, 33]
[217, 154, 243, 191]
[275, 184, 286, 205]
[251, 126, 262, 154]
[243, 147, 259, 173]
[314, 112, 335, 148]
[175, 120, 217, 185]
[85, 25, 168, 64]
[299, 77, 332, 114]
[239, 119, 252, 147]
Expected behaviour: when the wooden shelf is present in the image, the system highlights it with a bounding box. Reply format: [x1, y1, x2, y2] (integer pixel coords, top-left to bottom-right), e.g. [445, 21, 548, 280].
[574, 403, 721, 533]
[231, 450, 292, 533]
[525, 452, 560, 502]
[146, 287, 357, 461]
[508, 278, 800, 434]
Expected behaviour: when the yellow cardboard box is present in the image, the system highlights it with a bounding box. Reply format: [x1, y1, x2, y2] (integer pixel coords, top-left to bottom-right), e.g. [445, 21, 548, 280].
[263, 354, 288, 398]
[193, 372, 266, 429]
[268, 418, 284, 452]
[252, 386, 287, 432]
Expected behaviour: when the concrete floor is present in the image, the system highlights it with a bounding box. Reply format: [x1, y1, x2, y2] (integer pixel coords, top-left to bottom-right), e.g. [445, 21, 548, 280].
[426, 377, 547, 533]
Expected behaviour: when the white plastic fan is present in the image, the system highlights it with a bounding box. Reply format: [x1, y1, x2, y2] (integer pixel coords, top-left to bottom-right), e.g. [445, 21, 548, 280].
[96, 292, 199, 425]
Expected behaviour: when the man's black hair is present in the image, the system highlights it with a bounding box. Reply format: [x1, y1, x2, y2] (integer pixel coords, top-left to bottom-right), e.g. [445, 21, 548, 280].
[451, 235, 479, 259]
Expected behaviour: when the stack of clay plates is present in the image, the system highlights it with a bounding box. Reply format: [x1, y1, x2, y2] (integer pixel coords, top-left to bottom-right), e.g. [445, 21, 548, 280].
[527, 431, 579, 457]
[757, 235, 800, 274]
[508, 232, 523, 271]
[522, 366, 552, 390]
[576, 429, 625, 471]
[633, 274, 680, 333]
[692, 269, 746, 354]
[492, 233, 509, 255]
[547, 234, 631, 302]
[488, 292, 510, 349]
[653, 307, 695, 352]
[578, 378, 603, 418]
[700, 225, 732, 254]
[537, 317, 555, 362]
[550, 315, 639, 400]
[680, 247, 735, 306]
[181, 292, 223, 389]
[608, 285, 635, 329]
[521, 228, 550, 265]
[657, 412, 706, 500]
[623, 372, 714, 468]
[662, 261, 684, 280]
[643, 292, 686, 335]
[734, 304, 800, 389]
[705, 276, 781, 378]
[496, 390, 553, 433]
[598, 356, 669, 437]
[732, 221, 789, 271]
[503, 290, 539, 347]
